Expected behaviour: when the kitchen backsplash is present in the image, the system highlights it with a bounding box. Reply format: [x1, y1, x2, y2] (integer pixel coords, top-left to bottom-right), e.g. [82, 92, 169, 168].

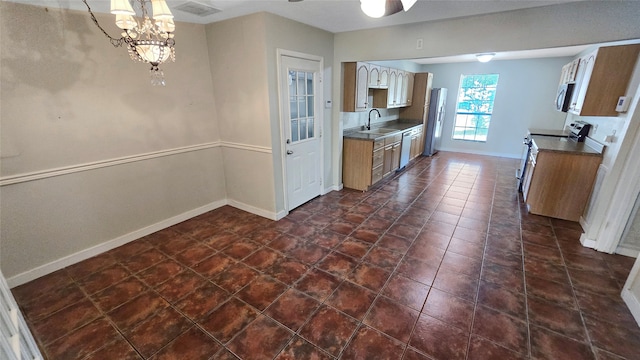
[341, 107, 400, 132]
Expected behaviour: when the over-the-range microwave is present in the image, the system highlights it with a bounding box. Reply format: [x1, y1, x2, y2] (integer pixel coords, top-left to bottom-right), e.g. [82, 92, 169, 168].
[556, 83, 575, 112]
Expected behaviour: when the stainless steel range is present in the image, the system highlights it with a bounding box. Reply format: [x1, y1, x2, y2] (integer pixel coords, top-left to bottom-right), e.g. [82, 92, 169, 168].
[517, 121, 592, 192]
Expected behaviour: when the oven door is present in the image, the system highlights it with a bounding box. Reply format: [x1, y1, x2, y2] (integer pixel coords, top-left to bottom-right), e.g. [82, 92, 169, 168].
[517, 136, 532, 192]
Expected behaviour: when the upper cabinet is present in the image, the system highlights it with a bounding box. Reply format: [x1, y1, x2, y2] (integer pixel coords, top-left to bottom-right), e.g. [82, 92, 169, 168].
[343, 62, 370, 112]
[566, 44, 640, 116]
[369, 65, 389, 89]
[343, 62, 415, 112]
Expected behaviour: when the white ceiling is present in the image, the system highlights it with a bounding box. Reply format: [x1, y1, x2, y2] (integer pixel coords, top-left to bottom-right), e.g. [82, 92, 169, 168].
[10, 0, 581, 33]
[8, 0, 598, 62]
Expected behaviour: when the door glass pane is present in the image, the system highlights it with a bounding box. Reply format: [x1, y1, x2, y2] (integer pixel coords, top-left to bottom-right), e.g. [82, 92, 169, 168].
[288, 71, 296, 96]
[306, 72, 313, 95]
[297, 72, 305, 95]
[291, 119, 299, 142]
[307, 96, 314, 117]
[300, 118, 307, 140]
[298, 96, 307, 118]
[290, 97, 298, 119]
[308, 118, 314, 138]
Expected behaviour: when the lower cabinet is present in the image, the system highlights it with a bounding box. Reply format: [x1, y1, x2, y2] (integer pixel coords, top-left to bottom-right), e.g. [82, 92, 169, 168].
[383, 134, 402, 177]
[343, 132, 404, 191]
[409, 126, 423, 160]
[525, 150, 602, 221]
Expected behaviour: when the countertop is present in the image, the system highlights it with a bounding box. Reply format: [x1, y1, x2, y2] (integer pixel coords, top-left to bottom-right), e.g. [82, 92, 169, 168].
[343, 121, 423, 141]
[528, 128, 571, 137]
[531, 135, 603, 156]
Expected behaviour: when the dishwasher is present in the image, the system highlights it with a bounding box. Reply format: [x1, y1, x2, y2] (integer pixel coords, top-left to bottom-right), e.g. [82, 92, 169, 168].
[399, 131, 412, 170]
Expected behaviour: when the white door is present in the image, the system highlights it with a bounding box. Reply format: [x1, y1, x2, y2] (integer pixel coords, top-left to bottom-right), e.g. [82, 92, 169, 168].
[279, 53, 323, 210]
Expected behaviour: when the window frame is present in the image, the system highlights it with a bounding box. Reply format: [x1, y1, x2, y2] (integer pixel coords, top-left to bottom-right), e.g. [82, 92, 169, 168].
[452, 73, 500, 143]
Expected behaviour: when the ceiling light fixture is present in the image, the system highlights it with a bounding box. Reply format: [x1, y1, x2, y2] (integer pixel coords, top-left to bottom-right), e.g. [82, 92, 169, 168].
[476, 53, 496, 63]
[82, 0, 176, 86]
[360, 0, 386, 18]
[360, 0, 416, 18]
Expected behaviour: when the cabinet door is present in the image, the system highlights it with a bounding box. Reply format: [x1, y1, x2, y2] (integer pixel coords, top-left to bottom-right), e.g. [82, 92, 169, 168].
[395, 71, 405, 107]
[387, 70, 398, 108]
[391, 143, 401, 171]
[383, 144, 393, 176]
[570, 52, 596, 114]
[368, 64, 380, 88]
[379, 67, 389, 88]
[405, 72, 414, 106]
[410, 135, 419, 159]
[355, 62, 370, 111]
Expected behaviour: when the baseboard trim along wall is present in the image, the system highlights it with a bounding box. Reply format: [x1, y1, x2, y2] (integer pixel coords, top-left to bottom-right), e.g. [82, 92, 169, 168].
[622, 289, 640, 327]
[227, 199, 280, 221]
[6, 200, 227, 288]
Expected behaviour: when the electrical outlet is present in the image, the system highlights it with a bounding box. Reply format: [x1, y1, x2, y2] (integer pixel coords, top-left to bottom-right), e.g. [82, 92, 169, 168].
[416, 39, 423, 50]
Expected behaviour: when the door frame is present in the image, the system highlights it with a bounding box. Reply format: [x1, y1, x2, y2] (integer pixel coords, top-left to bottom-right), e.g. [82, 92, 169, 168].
[276, 49, 325, 214]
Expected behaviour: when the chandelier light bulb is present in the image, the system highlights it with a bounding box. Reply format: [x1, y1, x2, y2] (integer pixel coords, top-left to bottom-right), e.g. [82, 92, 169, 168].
[110, 0, 135, 15]
[151, 0, 174, 20]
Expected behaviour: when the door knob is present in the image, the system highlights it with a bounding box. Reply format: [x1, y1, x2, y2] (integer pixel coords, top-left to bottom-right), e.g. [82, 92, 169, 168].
[287, 150, 293, 155]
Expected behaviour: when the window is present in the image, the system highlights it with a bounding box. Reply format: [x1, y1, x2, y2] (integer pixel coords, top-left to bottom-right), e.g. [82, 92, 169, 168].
[452, 74, 499, 142]
[289, 70, 315, 143]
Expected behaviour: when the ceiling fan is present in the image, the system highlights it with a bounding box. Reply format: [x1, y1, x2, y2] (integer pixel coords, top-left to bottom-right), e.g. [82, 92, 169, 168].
[287, 0, 417, 18]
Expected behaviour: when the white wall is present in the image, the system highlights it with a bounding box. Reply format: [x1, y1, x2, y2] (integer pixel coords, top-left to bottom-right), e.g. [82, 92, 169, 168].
[0, 3, 227, 283]
[422, 57, 571, 158]
[205, 12, 334, 217]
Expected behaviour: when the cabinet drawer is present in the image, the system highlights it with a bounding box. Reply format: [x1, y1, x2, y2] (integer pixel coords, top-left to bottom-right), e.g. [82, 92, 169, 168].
[373, 139, 384, 151]
[385, 134, 402, 145]
[372, 148, 384, 167]
[371, 164, 383, 184]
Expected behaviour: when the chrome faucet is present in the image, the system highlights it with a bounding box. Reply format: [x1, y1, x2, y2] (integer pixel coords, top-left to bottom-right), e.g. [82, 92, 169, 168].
[367, 109, 381, 130]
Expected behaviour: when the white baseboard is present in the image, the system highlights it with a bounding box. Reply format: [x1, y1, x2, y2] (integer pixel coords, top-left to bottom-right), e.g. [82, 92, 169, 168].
[580, 233, 597, 249]
[324, 184, 343, 193]
[437, 147, 520, 159]
[7, 200, 226, 288]
[615, 246, 640, 258]
[622, 287, 640, 327]
[7, 197, 288, 288]
[227, 199, 279, 221]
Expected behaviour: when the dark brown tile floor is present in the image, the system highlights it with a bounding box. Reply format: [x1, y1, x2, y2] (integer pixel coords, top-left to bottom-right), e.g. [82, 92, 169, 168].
[12, 152, 640, 360]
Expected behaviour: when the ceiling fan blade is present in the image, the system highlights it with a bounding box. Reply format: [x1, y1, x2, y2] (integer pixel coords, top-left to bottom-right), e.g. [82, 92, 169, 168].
[385, 0, 404, 16]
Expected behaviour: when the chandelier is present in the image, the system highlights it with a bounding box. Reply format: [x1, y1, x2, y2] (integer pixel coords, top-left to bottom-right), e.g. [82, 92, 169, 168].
[82, 0, 176, 86]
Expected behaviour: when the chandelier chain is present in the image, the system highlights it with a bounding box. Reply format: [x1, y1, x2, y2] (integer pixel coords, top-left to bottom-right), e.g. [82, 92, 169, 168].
[81, 0, 125, 48]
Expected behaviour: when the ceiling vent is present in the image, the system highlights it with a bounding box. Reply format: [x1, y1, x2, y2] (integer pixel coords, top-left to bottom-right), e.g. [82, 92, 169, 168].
[174, 1, 221, 17]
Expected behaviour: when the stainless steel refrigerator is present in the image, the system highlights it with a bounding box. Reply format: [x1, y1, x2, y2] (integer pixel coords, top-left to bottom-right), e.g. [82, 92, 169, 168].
[423, 88, 447, 156]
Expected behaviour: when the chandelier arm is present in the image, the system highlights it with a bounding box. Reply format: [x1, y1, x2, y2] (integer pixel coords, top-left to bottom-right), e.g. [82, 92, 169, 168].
[81, 0, 125, 48]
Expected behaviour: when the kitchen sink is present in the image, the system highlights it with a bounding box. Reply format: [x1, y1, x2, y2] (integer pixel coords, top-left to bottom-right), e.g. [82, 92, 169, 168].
[358, 128, 397, 135]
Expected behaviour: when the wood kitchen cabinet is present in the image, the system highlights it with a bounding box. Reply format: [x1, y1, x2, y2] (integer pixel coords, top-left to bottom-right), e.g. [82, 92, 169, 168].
[524, 149, 602, 222]
[343, 62, 370, 112]
[343, 133, 403, 191]
[409, 126, 423, 160]
[343, 138, 384, 191]
[400, 72, 433, 156]
[369, 65, 389, 89]
[345, 61, 414, 111]
[568, 44, 640, 116]
[383, 134, 402, 177]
